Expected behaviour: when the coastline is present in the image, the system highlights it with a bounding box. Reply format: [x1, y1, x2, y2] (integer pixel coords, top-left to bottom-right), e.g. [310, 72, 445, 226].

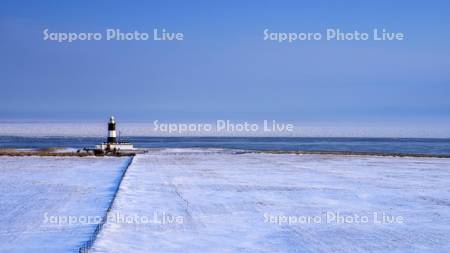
[255, 149, 450, 159]
[1, 147, 449, 159]
[0, 148, 135, 157]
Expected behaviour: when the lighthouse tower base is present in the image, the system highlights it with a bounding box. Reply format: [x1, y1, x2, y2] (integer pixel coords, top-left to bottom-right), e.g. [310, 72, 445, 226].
[96, 143, 134, 151]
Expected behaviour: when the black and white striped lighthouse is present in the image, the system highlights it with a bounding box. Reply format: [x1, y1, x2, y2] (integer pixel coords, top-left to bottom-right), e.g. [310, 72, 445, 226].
[107, 116, 117, 143]
[96, 116, 134, 152]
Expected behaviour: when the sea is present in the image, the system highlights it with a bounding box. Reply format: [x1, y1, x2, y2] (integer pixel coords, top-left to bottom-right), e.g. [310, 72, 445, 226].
[0, 136, 449, 156]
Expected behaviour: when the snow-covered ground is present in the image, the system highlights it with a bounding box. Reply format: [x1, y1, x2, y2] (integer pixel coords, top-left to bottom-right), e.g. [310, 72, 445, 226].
[92, 149, 450, 253]
[0, 156, 130, 253]
[2, 150, 449, 253]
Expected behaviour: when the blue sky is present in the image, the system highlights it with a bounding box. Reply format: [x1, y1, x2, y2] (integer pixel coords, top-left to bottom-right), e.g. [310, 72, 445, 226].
[0, 0, 449, 125]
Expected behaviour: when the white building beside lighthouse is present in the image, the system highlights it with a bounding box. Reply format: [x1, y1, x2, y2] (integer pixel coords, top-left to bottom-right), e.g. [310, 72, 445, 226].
[96, 116, 134, 151]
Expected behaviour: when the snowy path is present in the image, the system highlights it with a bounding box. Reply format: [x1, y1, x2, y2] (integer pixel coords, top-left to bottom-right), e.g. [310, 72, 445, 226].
[0, 156, 130, 253]
[93, 149, 450, 253]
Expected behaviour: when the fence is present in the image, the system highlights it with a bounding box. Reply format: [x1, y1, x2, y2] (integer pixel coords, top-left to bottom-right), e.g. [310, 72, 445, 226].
[78, 156, 134, 253]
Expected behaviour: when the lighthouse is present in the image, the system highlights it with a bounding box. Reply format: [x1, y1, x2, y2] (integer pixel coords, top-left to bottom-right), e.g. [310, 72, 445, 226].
[107, 116, 117, 143]
[96, 116, 134, 152]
